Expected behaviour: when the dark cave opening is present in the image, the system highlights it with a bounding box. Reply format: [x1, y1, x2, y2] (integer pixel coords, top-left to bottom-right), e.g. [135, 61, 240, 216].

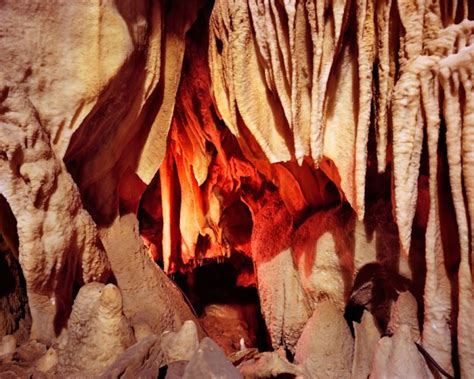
[172, 258, 271, 355]
[0, 195, 30, 341]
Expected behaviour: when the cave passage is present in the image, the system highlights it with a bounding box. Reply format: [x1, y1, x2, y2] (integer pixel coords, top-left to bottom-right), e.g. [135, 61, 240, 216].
[172, 258, 271, 355]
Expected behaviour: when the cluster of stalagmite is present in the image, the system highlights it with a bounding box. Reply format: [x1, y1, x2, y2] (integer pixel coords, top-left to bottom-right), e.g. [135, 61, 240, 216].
[0, 0, 474, 377]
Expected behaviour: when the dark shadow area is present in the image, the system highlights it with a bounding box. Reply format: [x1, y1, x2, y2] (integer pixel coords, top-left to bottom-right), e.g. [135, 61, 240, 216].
[345, 262, 411, 334]
[0, 252, 17, 298]
[438, 118, 461, 379]
[173, 259, 271, 353]
[0, 195, 30, 339]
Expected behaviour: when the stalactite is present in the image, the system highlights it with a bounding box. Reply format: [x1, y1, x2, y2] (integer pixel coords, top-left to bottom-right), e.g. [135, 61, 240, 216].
[354, 0, 375, 219]
[375, 0, 393, 173]
[420, 68, 453, 374]
[439, 45, 474, 379]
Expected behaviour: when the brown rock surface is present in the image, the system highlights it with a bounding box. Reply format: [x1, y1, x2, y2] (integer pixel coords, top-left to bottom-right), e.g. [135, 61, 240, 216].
[99, 335, 164, 379]
[99, 214, 202, 340]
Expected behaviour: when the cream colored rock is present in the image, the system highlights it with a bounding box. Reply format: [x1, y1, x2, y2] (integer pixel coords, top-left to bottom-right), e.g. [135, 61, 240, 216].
[387, 291, 420, 341]
[0, 87, 110, 343]
[239, 351, 305, 379]
[0, 0, 194, 207]
[161, 320, 199, 363]
[209, 0, 376, 218]
[351, 311, 381, 379]
[256, 248, 312, 353]
[0, 0, 136, 157]
[293, 209, 355, 311]
[209, 0, 292, 163]
[370, 325, 432, 379]
[0, 335, 16, 362]
[99, 214, 202, 339]
[1, 0, 473, 375]
[298, 230, 349, 310]
[390, 19, 474, 375]
[0, 0, 205, 256]
[133, 323, 154, 342]
[57, 283, 135, 376]
[182, 337, 241, 379]
[34, 347, 58, 373]
[65, 1, 204, 223]
[295, 300, 354, 379]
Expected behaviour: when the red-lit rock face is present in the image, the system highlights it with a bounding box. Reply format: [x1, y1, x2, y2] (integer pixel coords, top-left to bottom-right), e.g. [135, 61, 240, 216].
[136, 8, 344, 276]
[1, 1, 474, 377]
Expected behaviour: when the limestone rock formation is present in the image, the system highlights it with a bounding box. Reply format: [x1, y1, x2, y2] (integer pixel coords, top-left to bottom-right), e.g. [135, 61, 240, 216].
[57, 283, 135, 376]
[0, 0, 204, 344]
[238, 350, 304, 378]
[161, 320, 200, 363]
[99, 214, 203, 340]
[35, 348, 58, 374]
[387, 291, 420, 341]
[0, 87, 111, 343]
[0, 0, 474, 377]
[182, 337, 242, 379]
[99, 335, 164, 379]
[370, 325, 432, 379]
[295, 300, 354, 378]
[351, 311, 381, 379]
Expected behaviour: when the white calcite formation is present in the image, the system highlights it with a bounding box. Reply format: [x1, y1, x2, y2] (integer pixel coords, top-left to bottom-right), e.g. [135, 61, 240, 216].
[0, 87, 111, 343]
[295, 300, 354, 378]
[57, 283, 135, 376]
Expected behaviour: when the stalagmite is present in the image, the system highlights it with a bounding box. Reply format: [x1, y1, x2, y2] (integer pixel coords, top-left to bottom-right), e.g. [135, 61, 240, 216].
[295, 300, 354, 379]
[0, 88, 111, 343]
[370, 325, 432, 379]
[387, 292, 420, 341]
[351, 311, 381, 379]
[57, 283, 135, 376]
[99, 214, 202, 339]
[251, 201, 312, 352]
